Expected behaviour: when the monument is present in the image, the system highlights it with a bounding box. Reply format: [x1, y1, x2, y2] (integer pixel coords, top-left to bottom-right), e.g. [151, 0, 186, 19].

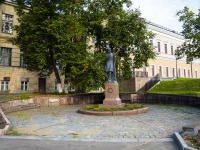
[101, 45, 125, 108]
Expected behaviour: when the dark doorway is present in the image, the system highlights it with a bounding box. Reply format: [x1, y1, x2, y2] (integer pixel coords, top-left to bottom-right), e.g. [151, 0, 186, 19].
[38, 78, 46, 93]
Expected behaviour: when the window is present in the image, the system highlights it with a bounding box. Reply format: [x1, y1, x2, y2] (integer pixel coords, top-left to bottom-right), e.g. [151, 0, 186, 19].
[151, 65, 155, 76]
[195, 71, 198, 78]
[166, 67, 169, 77]
[171, 45, 173, 55]
[184, 69, 186, 77]
[165, 44, 167, 54]
[55, 82, 57, 91]
[178, 68, 181, 77]
[69, 83, 75, 91]
[21, 81, 28, 91]
[157, 42, 160, 52]
[172, 68, 175, 77]
[0, 47, 12, 66]
[188, 70, 190, 78]
[1, 81, 9, 91]
[2, 14, 13, 34]
[150, 40, 153, 48]
[159, 66, 162, 77]
[20, 53, 27, 67]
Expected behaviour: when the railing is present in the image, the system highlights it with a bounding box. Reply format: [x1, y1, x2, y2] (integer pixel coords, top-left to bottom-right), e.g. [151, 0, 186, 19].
[133, 71, 148, 78]
[144, 74, 160, 91]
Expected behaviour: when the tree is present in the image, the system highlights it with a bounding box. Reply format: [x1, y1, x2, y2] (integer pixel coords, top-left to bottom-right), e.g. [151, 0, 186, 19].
[10, 0, 156, 93]
[85, 1, 156, 80]
[10, 0, 87, 92]
[176, 7, 200, 63]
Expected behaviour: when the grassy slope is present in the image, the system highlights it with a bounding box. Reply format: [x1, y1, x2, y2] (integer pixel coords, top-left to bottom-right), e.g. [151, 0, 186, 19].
[148, 78, 200, 95]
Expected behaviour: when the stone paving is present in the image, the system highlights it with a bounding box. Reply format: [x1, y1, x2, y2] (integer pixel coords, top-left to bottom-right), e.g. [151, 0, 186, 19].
[6, 104, 200, 141]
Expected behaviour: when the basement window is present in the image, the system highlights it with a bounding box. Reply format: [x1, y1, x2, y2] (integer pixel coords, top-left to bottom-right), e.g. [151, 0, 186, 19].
[1, 81, 9, 91]
[21, 81, 28, 91]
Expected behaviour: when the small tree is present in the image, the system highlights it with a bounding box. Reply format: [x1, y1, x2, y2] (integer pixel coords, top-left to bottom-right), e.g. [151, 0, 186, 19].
[176, 7, 200, 63]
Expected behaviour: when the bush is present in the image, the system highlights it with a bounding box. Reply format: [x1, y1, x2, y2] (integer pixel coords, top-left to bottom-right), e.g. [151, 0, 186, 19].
[85, 104, 144, 111]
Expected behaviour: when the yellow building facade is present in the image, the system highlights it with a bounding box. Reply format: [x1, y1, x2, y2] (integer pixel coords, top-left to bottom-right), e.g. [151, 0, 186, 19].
[0, 1, 66, 93]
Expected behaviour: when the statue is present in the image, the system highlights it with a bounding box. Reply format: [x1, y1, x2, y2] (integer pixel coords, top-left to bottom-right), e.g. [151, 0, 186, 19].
[105, 45, 116, 82]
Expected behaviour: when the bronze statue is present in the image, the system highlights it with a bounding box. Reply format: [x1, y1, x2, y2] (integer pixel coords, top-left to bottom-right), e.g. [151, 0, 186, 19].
[105, 45, 116, 82]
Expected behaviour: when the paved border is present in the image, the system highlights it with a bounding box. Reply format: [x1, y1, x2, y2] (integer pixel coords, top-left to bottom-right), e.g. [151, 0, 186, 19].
[173, 132, 197, 150]
[78, 107, 149, 116]
[0, 135, 174, 143]
[0, 108, 11, 135]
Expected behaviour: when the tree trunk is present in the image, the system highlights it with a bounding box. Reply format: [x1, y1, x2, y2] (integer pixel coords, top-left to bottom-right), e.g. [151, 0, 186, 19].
[51, 51, 62, 93]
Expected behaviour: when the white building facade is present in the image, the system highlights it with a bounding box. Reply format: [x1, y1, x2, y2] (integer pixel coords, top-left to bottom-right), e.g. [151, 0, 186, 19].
[135, 21, 200, 79]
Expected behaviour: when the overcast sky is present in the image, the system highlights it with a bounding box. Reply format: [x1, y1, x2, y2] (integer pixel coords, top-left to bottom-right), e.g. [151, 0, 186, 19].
[131, 0, 199, 32]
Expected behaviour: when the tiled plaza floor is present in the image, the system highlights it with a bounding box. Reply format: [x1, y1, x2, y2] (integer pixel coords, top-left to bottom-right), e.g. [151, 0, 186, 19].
[6, 104, 200, 141]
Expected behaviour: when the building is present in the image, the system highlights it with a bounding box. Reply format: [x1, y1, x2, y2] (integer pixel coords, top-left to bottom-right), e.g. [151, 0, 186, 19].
[140, 21, 200, 79]
[0, 0, 200, 93]
[119, 21, 200, 92]
[0, 0, 67, 93]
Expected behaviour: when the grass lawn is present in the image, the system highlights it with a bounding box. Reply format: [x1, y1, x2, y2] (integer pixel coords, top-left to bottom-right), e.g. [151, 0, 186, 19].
[148, 78, 200, 95]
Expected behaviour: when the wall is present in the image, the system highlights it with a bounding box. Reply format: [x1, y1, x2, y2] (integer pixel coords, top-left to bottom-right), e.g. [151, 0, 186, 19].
[0, 66, 65, 93]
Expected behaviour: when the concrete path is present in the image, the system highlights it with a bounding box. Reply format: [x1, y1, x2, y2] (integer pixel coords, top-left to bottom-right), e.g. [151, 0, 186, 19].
[3, 104, 200, 149]
[0, 137, 179, 150]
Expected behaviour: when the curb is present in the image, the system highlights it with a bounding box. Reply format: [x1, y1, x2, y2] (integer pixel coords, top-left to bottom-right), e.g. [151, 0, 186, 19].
[0, 135, 174, 143]
[173, 132, 197, 150]
[78, 107, 149, 116]
[0, 108, 11, 136]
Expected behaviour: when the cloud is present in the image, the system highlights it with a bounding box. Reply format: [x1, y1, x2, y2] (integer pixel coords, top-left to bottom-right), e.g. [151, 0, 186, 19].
[131, 0, 199, 32]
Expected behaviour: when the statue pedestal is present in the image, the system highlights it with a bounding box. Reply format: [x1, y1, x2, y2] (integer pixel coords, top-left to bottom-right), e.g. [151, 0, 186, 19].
[100, 82, 125, 108]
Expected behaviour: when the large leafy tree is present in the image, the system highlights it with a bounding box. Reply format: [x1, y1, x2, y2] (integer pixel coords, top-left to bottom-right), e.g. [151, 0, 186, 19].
[10, 0, 156, 92]
[176, 7, 200, 63]
[10, 0, 87, 92]
[85, 1, 155, 80]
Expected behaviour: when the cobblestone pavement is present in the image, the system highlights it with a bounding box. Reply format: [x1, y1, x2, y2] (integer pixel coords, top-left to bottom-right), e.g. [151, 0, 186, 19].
[6, 104, 200, 141]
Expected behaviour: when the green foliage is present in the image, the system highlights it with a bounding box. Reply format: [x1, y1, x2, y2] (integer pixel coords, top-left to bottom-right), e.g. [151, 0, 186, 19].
[85, 103, 143, 111]
[53, 91, 65, 95]
[87, 4, 156, 79]
[148, 78, 200, 95]
[3, 93, 30, 102]
[176, 7, 200, 63]
[10, 0, 156, 91]
[181, 134, 200, 150]
[7, 127, 21, 136]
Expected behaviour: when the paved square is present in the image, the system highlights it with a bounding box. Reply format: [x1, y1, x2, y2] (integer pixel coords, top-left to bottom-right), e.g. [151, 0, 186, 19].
[6, 104, 200, 141]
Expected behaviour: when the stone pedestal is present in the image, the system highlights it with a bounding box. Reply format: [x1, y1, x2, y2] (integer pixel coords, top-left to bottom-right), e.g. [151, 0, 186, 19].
[100, 82, 125, 108]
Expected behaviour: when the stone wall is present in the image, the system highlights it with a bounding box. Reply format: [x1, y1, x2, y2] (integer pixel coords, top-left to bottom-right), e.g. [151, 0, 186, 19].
[119, 77, 150, 92]
[0, 93, 135, 113]
[0, 94, 104, 113]
[133, 93, 200, 106]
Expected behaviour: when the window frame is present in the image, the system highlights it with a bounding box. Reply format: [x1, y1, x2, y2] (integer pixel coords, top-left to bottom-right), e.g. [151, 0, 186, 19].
[21, 81, 28, 91]
[166, 67, 169, 77]
[1, 81, 9, 91]
[159, 66, 162, 77]
[2, 13, 13, 34]
[172, 68, 175, 77]
[164, 44, 167, 54]
[0, 47, 12, 66]
[171, 45, 173, 55]
[157, 42, 161, 52]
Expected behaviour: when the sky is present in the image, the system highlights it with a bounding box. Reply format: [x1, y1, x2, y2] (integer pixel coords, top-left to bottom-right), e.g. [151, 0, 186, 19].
[131, 0, 200, 32]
